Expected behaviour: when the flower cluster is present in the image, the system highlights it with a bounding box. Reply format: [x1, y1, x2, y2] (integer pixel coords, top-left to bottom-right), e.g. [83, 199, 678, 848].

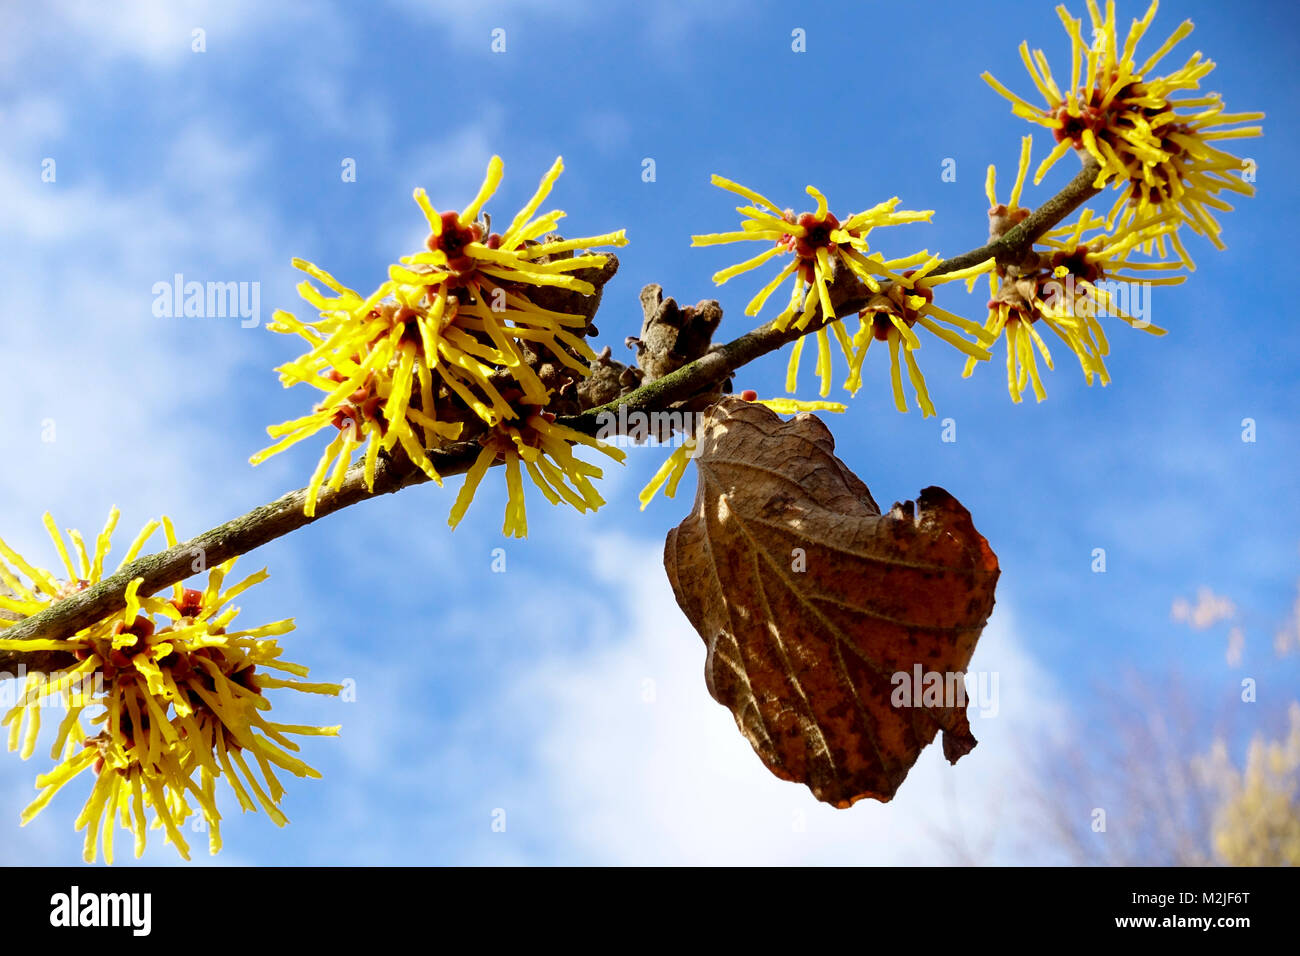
[0, 511, 339, 863]
[693, 175, 995, 408]
[984, 0, 1262, 265]
[965, 135, 1185, 402]
[254, 156, 629, 536]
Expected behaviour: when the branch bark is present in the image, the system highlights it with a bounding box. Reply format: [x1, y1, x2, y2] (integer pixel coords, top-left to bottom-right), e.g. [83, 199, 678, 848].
[0, 159, 1101, 664]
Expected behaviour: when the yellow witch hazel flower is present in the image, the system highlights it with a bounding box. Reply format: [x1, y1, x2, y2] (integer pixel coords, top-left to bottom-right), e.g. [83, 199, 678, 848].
[975, 272, 1087, 405]
[0, 510, 340, 864]
[967, 136, 1185, 403]
[1037, 207, 1184, 330]
[253, 264, 473, 513]
[847, 253, 995, 417]
[692, 175, 938, 397]
[254, 156, 629, 527]
[983, 0, 1262, 265]
[638, 393, 846, 509]
[449, 411, 626, 538]
[398, 155, 627, 308]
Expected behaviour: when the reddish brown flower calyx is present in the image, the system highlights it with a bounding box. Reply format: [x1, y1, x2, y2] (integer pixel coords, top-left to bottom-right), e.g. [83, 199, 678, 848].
[517, 408, 557, 446]
[393, 305, 424, 347]
[85, 735, 133, 777]
[863, 271, 931, 341]
[790, 210, 841, 260]
[1140, 182, 1173, 204]
[86, 738, 107, 776]
[901, 270, 934, 301]
[868, 314, 894, 341]
[103, 648, 131, 675]
[1150, 124, 1187, 157]
[318, 371, 386, 437]
[102, 636, 151, 681]
[333, 399, 384, 436]
[161, 648, 194, 680]
[988, 279, 1041, 325]
[360, 303, 421, 348]
[113, 615, 155, 643]
[1052, 101, 1109, 144]
[1050, 244, 1103, 283]
[427, 210, 484, 273]
[1050, 79, 1121, 145]
[172, 587, 204, 619]
[773, 208, 842, 258]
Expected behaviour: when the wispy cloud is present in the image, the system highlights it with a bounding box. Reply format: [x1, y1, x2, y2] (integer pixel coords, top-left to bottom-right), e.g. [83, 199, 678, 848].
[442, 532, 1063, 865]
[1, 0, 279, 70]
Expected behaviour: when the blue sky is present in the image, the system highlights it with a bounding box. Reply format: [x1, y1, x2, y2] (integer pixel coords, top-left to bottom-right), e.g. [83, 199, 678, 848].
[1, 0, 1297, 865]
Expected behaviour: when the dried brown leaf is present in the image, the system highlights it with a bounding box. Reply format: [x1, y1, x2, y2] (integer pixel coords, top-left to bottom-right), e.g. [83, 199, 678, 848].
[664, 397, 1000, 807]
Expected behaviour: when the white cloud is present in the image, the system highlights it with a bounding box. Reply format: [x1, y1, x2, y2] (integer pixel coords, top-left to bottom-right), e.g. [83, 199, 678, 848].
[0, 96, 66, 145]
[474, 531, 1065, 864]
[381, 0, 595, 39]
[0, 113, 288, 540]
[1170, 587, 1236, 631]
[380, 0, 747, 55]
[0, 0, 278, 69]
[245, 510, 1064, 865]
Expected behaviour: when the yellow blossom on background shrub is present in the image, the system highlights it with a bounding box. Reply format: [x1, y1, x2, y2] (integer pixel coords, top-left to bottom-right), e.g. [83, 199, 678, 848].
[1197, 703, 1300, 866]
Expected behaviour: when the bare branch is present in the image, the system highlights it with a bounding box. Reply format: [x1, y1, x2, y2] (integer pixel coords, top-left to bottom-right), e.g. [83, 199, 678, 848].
[0, 159, 1103, 664]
